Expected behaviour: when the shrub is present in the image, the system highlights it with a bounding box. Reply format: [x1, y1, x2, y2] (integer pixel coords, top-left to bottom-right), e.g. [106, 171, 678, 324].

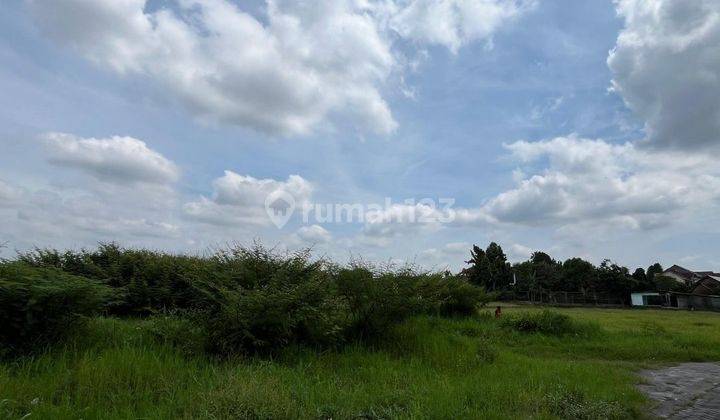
[19, 244, 214, 316]
[13, 243, 493, 355]
[335, 266, 428, 341]
[415, 274, 493, 316]
[0, 262, 109, 356]
[200, 247, 350, 355]
[501, 310, 600, 336]
[146, 312, 207, 356]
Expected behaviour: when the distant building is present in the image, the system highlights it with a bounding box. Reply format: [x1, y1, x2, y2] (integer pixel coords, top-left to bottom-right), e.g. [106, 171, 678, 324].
[660, 265, 704, 287]
[632, 264, 720, 311]
[657, 265, 720, 294]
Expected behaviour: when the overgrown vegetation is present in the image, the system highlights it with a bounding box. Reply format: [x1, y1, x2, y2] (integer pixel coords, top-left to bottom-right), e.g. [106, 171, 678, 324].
[5, 243, 492, 356]
[500, 310, 601, 337]
[4, 243, 720, 418]
[3, 307, 720, 418]
[0, 262, 109, 357]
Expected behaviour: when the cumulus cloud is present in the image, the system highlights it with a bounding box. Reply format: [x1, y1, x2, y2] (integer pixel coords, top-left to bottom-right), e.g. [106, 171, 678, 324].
[361, 201, 454, 241]
[389, 0, 534, 52]
[43, 132, 179, 185]
[28, 0, 529, 136]
[609, 0, 720, 150]
[483, 135, 720, 229]
[183, 171, 313, 226]
[0, 180, 180, 252]
[294, 224, 332, 244]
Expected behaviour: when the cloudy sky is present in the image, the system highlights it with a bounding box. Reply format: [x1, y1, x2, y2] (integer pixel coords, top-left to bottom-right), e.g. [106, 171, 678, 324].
[1, 0, 719, 271]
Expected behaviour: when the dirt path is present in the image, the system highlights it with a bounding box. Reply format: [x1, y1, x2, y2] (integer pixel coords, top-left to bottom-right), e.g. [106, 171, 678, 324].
[638, 363, 720, 419]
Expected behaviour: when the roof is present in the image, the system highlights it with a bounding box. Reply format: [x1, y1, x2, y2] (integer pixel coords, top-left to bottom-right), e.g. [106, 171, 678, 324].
[663, 265, 720, 283]
[665, 264, 698, 280]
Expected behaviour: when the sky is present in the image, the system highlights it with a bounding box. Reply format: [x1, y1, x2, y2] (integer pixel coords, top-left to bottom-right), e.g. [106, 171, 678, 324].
[1, 0, 719, 272]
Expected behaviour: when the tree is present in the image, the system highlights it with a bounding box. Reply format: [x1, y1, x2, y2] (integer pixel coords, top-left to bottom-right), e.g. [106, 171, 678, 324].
[646, 263, 663, 285]
[463, 243, 511, 291]
[561, 258, 596, 292]
[531, 251, 554, 266]
[631, 267, 653, 291]
[463, 245, 491, 288]
[485, 242, 512, 291]
[654, 275, 685, 292]
[597, 260, 635, 304]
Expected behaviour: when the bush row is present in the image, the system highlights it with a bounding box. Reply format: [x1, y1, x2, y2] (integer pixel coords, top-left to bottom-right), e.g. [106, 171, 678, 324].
[0, 262, 110, 356]
[3, 244, 492, 356]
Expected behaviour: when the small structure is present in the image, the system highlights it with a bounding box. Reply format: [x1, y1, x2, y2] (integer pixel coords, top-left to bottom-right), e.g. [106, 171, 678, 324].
[631, 292, 668, 307]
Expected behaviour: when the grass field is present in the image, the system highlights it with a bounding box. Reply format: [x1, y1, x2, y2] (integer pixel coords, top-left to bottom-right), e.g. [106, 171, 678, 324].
[2, 305, 720, 419]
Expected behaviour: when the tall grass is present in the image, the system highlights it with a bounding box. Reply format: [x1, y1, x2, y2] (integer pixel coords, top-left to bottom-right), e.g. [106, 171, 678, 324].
[2, 307, 720, 418]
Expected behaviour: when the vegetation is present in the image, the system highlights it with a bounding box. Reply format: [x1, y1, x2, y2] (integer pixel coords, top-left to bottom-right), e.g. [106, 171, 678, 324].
[0, 262, 109, 357]
[463, 242, 680, 304]
[4, 243, 492, 356]
[2, 306, 720, 418]
[2, 242, 718, 418]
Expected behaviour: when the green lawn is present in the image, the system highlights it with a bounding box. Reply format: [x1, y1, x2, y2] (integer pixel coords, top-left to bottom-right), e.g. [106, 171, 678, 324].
[2, 306, 720, 419]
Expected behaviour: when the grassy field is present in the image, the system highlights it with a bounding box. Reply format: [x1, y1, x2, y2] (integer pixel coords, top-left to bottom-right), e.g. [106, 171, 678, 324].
[2, 305, 720, 419]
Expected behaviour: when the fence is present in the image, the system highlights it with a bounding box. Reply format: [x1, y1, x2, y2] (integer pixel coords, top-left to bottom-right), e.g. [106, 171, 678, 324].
[502, 290, 625, 306]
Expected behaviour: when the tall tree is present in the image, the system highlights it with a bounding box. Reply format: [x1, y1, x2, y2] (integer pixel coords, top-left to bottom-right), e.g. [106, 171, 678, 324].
[562, 258, 596, 292]
[646, 263, 664, 285]
[463, 245, 491, 288]
[631, 267, 653, 291]
[485, 242, 512, 291]
[598, 260, 635, 304]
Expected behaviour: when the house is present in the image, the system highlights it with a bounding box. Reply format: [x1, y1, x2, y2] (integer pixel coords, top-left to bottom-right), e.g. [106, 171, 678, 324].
[631, 265, 720, 311]
[659, 265, 704, 287]
[693, 274, 720, 296]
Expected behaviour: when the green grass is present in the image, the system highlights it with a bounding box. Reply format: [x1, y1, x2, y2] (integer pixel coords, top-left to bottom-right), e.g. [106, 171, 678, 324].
[2, 306, 720, 419]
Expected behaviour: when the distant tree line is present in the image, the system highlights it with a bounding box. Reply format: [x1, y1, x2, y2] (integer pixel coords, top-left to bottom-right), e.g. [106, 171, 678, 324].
[460, 242, 682, 305]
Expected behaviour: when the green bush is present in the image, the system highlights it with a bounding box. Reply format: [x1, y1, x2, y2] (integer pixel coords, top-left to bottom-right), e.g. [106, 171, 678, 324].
[200, 247, 350, 355]
[146, 312, 207, 356]
[0, 262, 109, 356]
[12, 243, 493, 356]
[335, 267, 420, 341]
[501, 310, 600, 336]
[19, 244, 215, 316]
[415, 274, 493, 316]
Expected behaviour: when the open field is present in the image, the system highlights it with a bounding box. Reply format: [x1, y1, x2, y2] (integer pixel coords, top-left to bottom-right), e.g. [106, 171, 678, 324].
[2, 306, 720, 419]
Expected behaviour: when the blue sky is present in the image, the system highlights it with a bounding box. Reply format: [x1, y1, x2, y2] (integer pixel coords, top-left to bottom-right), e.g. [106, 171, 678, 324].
[1, 0, 719, 272]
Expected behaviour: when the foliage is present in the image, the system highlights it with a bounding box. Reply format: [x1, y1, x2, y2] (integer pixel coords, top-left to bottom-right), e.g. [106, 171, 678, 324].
[6, 307, 720, 418]
[0, 262, 109, 356]
[18, 244, 210, 315]
[500, 310, 600, 336]
[646, 263, 664, 285]
[15, 243, 489, 356]
[462, 242, 512, 291]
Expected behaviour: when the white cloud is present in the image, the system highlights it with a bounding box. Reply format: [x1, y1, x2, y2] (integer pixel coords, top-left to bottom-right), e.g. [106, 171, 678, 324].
[294, 224, 332, 244]
[0, 181, 180, 253]
[482, 135, 720, 229]
[361, 202, 452, 241]
[389, 0, 534, 53]
[28, 0, 530, 136]
[608, 0, 720, 150]
[43, 132, 179, 185]
[183, 171, 312, 226]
